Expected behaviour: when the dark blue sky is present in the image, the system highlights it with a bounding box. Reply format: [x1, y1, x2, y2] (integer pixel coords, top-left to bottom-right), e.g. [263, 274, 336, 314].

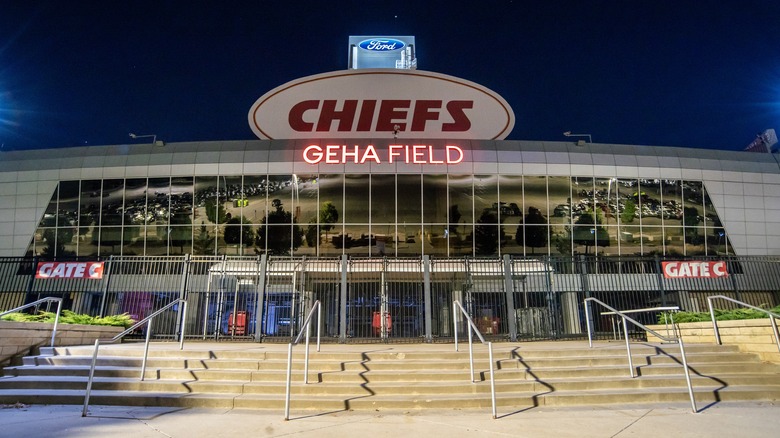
[1, 1, 779, 151]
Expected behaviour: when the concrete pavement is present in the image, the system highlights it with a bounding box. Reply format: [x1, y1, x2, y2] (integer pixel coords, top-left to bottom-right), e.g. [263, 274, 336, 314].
[1, 402, 778, 437]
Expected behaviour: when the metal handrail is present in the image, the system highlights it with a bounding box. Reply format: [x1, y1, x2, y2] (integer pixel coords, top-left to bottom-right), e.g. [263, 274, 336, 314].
[584, 298, 697, 413]
[452, 300, 497, 419]
[284, 300, 321, 421]
[82, 298, 187, 417]
[707, 295, 780, 353]
[1, 297, 63, 348]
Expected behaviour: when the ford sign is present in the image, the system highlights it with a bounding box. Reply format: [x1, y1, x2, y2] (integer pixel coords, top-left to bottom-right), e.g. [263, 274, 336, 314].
[358, 38, 406, 51]
[248, 69, 515, 140]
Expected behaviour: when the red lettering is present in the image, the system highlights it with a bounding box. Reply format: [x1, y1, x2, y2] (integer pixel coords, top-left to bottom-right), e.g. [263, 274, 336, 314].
[356, 100, 377, 132]
[442, 100, 473, 132]
[289, 100, 320, 131]
[376, 100, 410, 132]
[316, 100, 357, 132]
[411, 100, 441, 131]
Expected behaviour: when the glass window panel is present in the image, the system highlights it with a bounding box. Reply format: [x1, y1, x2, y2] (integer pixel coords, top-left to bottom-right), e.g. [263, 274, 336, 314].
[38, 228, 57, 258]
[664, 226, 685, 256]
[571, 177, 594, 225]
[661, 179, 683, 226]
[168, 226, 193, 255]
[145, 224, 167, 256]
[702, 184, 725, 255]
[294, 173, 318, 228]
[474, 174, 498, 223]
[57, 181, 79, 229]
[38, 185, 59, 228]
[124, 178, 148, 226]
[101, 179, 124, 227]
[242, 175, 267, 225]
[192, 223, 217, 256]
[639, 178, 663, 226]
[194, 176, 219, 226]
[550, 224, 572, 256]
[548, 176, 571, 226]
[121, 226, 143, 255]
[682, 181, 705, 251]
[422, 174, 448, 223]
[56, 227, 76, 257]
[396, 174, 421, 224]
[221, 175, 242, 224]
[499, 175, 523, 227]
[371, 174, 395, 224]
[450, 223, 473, 256]
[98, 227, 124, 255]
[597, 225, 618, 256]
[474, 222, 500, 256]
[620, 223, 642, 255]
[147, 178, 170, 230]
[640, 226, 664, 254]
[344, 174, 369, 224]
[397, 223, 422, 256]
[170, 177, 193, 224]
[342, 225, 372, 256]
[594, 178, 616, 227]
[616, 178, 639, 227]
[423, 223, 448, 256]
[448, 175, 473, 233]
[78, 180, 102, 245]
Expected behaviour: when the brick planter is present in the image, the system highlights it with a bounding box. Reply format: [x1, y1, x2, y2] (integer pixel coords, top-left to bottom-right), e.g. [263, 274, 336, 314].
[647, 319, 780, 364]
[0, 322, 122, 366]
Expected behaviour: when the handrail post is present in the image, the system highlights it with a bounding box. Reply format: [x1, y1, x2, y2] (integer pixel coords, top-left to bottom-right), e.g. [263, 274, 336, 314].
[678, 337, 697, 413]
[50, 299, 63, 348]
[453, 304, 459, 351]
[622, 316, 634, 378]
[284, 342, 293, 421]
[468, 325, 475, 382]
[179, 301, 187, 350]
[585, 300, 593, 348]
[316, 301, 322, 352]
[140, 319, 153, 381]
[82, 339, 101, 417]
[707, 297, 722, 345]
[304, 322, 311, 384]
[488, 342, 496, 419]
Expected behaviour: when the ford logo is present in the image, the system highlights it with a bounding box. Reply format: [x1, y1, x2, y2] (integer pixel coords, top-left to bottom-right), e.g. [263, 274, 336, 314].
[358, 38, 406, 52]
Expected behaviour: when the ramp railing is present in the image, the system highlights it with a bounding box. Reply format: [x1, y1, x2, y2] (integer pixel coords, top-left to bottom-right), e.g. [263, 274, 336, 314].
[82, 298, 187, 417]
[584, 297, 697, 413]
[284, 300, 321, 421]
[453, 300, 497, 419]
[707, 295, 780, 353]
[0, 297, 63, 348]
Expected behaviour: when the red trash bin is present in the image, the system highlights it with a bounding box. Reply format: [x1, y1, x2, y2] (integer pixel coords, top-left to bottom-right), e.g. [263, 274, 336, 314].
[372, 311, 392, 336]
[228, 311, 247, 335]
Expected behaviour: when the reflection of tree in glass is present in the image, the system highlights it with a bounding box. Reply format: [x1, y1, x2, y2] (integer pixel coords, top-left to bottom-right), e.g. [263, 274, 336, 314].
[223, 216, 254, 249]
[515, 206, 548, 254]
[305, 218, 318, 247]
[42, 228, 75, 258]
[448, 205, 462, 235]
[256, 199, 303, 255]
[553, 226, 572, 255]
[573, 208, 609, 254]
[319, 201, 339, 242]
[620, 199, 636, 224]
[205, 199, 228, 224]
[683, 206, 703, 245]
[475, 209, 500, 255]
[169, 212, 192, 253]
[193, 222, 215, 255]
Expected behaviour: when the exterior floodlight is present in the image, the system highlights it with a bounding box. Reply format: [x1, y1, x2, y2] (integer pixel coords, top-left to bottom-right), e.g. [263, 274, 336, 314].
[563, 131, 592, 143]
[128, 133, 159, 145]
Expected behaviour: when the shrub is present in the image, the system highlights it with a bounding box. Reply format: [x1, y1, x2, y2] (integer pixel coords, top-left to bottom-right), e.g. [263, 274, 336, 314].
[1, 310, 135, 328]
[659, 305, 780, 324]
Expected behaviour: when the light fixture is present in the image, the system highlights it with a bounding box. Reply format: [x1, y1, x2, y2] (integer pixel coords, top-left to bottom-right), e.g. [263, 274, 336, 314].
[563, 131, 592, 144]
[129, 133, 164, 146]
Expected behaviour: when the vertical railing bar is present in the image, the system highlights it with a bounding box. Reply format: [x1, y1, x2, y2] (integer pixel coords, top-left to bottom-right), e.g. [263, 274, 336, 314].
[623, 316, 634, 378]
[488, 342, 496, 419]
[678, 338, 697, 413]
[140, 319, 153, 381]
[50, 299, 63, 348]
[81, 339, 100, 417]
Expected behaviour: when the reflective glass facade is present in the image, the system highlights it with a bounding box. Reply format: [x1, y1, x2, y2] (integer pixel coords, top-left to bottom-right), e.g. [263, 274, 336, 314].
[28, 174, 733, 257]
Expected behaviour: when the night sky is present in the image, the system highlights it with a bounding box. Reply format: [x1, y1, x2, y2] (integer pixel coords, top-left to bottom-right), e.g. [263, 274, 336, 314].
[1, 1, 779, 151]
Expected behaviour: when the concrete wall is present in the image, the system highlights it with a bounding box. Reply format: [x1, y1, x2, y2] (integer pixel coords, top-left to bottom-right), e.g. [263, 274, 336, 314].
[647, 319, 780, 364]
[0, 322, 122, 367]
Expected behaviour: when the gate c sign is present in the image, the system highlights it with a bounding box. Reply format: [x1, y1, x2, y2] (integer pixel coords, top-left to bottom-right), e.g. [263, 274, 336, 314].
[662, 261, 728, 279]
[36, 262, 105, 279]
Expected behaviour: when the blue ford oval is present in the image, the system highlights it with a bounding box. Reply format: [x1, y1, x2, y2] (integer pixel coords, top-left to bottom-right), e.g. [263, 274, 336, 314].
[358, 38, 406, 52]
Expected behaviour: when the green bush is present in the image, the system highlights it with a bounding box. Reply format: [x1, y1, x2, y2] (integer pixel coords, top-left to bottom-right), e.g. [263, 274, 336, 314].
[659, 305, 780, 324]
[0, 310, 135, 328]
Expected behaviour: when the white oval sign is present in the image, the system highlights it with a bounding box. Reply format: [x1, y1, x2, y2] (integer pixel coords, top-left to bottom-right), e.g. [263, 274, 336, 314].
[248, 69, 515, 140]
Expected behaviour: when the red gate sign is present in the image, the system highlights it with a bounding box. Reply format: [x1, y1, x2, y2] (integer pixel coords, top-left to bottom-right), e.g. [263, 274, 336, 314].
[662, 261, 728, 278]
[36, 262, 104, 279]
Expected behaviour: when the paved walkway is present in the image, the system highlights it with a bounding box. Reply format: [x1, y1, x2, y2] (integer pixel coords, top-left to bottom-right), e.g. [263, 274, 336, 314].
[1, 402, 778, 437]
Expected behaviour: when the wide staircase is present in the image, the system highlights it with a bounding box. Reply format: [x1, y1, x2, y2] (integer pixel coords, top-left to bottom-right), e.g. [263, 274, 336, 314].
[1, 341, 779, 412]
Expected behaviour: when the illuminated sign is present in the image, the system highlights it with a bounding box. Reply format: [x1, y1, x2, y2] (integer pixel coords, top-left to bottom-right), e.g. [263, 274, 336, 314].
[358, 38, 406, 52]
[302, 144, 464, 165]
[662, 261, 728, 278]
[36, 262, 104, 279]
[249, 70, 514, 140]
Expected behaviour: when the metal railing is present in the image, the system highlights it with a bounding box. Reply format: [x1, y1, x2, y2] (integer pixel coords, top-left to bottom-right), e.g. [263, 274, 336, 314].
[0, 297, 63, 348]
[453, 300, 497, 419]
[82, 298, 187, 417]
[284, 300, 321, 421]
[601, 306, 680, 341]
[584, 298, 697, 413]
[707, 295, 780, 353]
